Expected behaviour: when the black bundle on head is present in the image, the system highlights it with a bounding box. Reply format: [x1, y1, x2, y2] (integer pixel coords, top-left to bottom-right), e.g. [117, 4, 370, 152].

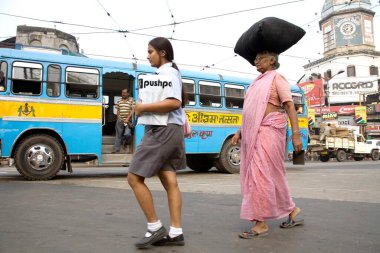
[234, 17, 306, 66]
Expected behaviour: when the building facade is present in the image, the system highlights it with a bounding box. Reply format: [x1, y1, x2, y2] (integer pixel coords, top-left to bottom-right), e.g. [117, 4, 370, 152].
[303, 0, 380, 138]
[0, 25, 79, 54]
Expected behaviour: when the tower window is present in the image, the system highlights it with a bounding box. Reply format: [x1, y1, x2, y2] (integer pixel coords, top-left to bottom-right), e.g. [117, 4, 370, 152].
[370, 65, 378, 76]
[347, 65, 356, 77]
[326, 69, 332, 79]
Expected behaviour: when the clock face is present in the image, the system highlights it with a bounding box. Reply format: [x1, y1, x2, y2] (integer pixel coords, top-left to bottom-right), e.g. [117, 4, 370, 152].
[340, 21, 356, 36]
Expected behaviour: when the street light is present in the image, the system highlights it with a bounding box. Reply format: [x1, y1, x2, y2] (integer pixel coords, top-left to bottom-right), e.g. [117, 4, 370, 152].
[327, 70, 345, 110]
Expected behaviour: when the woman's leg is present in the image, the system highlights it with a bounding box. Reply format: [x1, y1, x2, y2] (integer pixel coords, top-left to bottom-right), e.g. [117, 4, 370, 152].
[251, 220, 269, 234]
[290, 206, 301, 220]
[127, 172, 158, 222]
[158, 170, 182, 228]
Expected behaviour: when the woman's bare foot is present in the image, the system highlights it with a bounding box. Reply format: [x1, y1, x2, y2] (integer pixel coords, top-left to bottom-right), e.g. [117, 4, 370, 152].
[290, 207, 301, 220]
[251, 221, 269, 234]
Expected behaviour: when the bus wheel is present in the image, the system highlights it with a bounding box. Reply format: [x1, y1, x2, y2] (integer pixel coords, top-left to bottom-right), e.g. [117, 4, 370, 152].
[215, 139, 240, 174]
[14, 134, 64, 180]
[371, 150, 380, 161]
[186, 155, 213, 172]
[336, 150, 346, 162]
[320, 155, 329, 162]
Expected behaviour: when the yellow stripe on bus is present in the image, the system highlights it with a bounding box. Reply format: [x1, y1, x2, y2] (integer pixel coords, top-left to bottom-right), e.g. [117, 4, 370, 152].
[186, 111, 242, 125]
[288, 117, 308, 128]
[0, 101, 102, 119]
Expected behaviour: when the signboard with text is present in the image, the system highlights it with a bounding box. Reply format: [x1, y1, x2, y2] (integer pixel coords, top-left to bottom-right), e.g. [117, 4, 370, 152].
[315, 105, 355, 116]
[354, 106, 367, 124]
[328, 76, 378, 104]
[322, 112, 338, 120]
[298, 79, 325, 107]
[308, 108, 316, 126]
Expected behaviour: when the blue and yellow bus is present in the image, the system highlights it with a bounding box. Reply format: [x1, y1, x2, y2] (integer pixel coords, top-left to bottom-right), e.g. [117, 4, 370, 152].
[0, 47, 308, 180]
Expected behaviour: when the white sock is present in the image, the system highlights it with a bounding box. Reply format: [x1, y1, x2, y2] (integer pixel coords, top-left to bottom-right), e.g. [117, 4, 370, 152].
[145, 220, 162, 237]
[169, 226, 183, 238]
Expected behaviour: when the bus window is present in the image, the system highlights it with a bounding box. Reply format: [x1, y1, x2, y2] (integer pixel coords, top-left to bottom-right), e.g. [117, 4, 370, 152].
[225, 84, 244, 109]
[292, 93, 304, 114]
[199, 81, 221, 107]
[0, 61, 7, 92]
[12, 62, 42, 95]
[66, 67, 99, 98]
[47, 65, 61, 97]
[182, 78, 195, 106]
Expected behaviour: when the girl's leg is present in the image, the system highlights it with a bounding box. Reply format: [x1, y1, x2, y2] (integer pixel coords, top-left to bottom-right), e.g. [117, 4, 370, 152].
[127, 172, 158, 222]
[158, 170, 182, 228]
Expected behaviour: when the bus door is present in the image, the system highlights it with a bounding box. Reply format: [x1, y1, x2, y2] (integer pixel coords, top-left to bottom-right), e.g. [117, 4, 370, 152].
[101, 69, 135, 165]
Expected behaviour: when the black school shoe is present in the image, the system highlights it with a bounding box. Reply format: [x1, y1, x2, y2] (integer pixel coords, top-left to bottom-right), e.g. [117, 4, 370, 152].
[153, 234, 185, 246]
[135, 226, 168, 249]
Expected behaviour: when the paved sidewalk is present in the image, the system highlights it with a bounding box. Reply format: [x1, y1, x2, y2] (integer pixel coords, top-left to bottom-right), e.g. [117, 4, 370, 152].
[0, 182, 379, 253]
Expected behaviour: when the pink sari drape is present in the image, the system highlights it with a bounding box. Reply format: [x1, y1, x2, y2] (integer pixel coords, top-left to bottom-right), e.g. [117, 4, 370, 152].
[240, 70, 295, 221]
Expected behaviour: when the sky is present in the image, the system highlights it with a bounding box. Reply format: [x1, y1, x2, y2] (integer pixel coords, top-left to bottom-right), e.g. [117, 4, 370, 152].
[0, 0, 379, 83]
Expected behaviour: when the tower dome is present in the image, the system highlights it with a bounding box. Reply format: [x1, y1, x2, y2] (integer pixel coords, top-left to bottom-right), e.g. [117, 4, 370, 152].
[322, 0, 371, 18]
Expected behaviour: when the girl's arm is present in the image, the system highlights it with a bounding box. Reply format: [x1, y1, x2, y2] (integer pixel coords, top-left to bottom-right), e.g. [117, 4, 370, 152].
[134, 98, 181, 116]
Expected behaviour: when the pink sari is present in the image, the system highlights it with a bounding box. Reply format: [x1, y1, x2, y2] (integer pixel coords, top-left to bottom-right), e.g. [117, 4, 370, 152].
[240, 70, 295, 221]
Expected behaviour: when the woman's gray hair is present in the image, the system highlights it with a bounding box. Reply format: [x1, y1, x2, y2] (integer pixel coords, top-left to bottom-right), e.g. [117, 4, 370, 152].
[262, 51, 280, 69]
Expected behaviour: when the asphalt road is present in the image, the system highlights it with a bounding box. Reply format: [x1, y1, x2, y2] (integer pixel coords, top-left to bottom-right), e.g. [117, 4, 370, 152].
[1, 161, 380, 253]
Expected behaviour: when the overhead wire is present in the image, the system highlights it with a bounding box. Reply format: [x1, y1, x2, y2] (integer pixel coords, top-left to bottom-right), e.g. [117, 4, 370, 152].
[127, 0, 304, 32]
[95, 0, 137, 63]
[165, 0, 177, 39]
[0, 0, 378, 79]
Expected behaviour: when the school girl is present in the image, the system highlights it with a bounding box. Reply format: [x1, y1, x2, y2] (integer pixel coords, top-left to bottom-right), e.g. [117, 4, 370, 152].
[127, 37, 187, 249]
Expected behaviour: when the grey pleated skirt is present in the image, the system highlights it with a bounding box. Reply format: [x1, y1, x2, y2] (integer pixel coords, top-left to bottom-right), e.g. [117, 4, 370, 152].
[128, 123, 187, 178]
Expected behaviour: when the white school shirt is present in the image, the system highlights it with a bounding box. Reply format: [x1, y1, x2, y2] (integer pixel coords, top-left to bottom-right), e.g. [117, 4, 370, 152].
[155, 62, 185, 125]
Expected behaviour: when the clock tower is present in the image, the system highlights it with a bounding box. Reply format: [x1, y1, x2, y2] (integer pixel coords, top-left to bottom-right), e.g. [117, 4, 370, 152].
[320, 0, 375, 56]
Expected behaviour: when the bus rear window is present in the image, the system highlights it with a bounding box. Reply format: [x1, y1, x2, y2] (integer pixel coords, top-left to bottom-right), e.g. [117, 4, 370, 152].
[47, 65, 61, 97]
[11, 62, 42, 95]
[225, 84, 245, 109]
[292, 94, 304, 114]
[66, 67, 99, 98]
[199, 81, 221, 107]
[183, 78, 195, 106]
[0, 61, 7, 92]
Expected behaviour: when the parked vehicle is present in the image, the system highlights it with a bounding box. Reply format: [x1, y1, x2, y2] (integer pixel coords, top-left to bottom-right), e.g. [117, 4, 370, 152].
[309, 133, 380, 162]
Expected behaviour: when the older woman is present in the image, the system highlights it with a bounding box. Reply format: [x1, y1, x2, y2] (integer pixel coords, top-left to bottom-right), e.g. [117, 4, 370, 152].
[232, 51, 304, 238]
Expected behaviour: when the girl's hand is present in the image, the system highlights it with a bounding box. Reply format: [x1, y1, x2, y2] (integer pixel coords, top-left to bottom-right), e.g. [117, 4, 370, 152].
[292, 132, 303, 153]
[231, 131, 241, 145]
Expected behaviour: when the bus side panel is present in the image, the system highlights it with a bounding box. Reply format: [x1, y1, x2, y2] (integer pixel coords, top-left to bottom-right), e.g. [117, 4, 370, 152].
[287, 117, 309, 152]
[0, 120, 63, 157]
[61, 122, 102, 157]
[185, 126, 236, 154]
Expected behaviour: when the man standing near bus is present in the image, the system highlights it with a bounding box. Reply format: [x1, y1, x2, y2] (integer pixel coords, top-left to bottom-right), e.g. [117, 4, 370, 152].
[112, 88, 135, 153]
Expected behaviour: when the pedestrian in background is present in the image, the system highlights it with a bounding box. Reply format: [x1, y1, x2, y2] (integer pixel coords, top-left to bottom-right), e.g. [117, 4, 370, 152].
[232, 50, 304, 238]
[127, 37, 187, 248]
[112, 88, 135, 153]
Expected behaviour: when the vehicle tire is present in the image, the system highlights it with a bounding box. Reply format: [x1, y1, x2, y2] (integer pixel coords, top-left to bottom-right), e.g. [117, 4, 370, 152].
[214, 139, 240, 174]
[336, 150, 347, 162]
[371, 150, 380, 161]
[186, 155, 214, 172]
[320, 155, 329, 162]
[14, 134, 64, 180]
[354, 156, 364, 161]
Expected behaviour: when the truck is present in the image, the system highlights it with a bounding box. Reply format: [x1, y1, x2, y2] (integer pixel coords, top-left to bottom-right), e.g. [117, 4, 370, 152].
[309, 133, 380, 162]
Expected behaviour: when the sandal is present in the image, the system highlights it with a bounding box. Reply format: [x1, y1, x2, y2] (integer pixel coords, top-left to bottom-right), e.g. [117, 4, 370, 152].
[280, 217, 304, 229]
[238, 230, 268, 239]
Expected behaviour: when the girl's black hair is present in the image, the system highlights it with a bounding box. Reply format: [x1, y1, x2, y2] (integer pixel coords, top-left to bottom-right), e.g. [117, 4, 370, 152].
[149, 37, 187, 108]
